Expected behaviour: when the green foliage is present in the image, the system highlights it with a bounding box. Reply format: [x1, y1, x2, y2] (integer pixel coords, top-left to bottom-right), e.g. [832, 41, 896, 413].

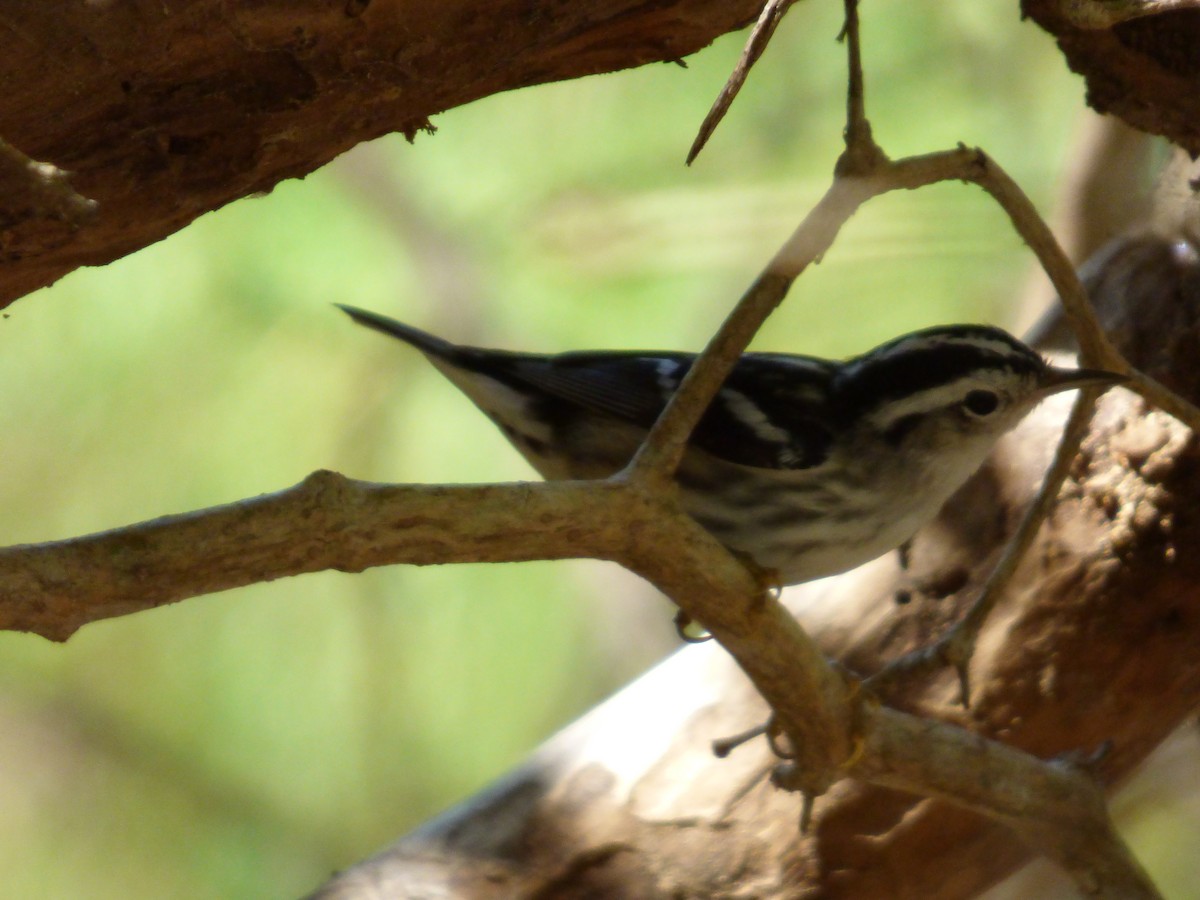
[6, 4, 1185, 898]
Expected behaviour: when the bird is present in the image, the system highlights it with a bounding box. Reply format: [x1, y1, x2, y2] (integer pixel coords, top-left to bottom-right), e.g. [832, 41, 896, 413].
[338, 305, 1124, 586]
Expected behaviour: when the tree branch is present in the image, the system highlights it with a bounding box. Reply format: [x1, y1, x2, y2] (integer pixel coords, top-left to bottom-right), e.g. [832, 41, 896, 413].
[855, 706, 1157, 898]
[1023, 0, 1200, 154]
[0, 0, 769, 306]
[1054, 0, 1200, 29]
[686, 0, 795, 165]
[0, 475, 635, 640]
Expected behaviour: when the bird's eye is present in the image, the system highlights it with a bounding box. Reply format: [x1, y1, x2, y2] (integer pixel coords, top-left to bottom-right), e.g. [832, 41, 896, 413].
[963, 390, 999, 417]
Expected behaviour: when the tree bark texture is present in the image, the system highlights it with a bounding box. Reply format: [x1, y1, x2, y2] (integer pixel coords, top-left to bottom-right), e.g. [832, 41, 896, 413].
[312, 234, 1200, 898]
[0, 0, 765, 306]
[3, 1, 1200, 308]
[1023, 0, 1200, 154]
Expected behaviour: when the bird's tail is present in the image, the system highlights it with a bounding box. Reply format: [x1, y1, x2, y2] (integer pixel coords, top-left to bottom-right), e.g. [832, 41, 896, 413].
[336, 304, 456, 359]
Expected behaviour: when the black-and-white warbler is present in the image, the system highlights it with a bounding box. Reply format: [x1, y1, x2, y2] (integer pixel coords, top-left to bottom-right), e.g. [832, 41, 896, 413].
[340, 305, 1123, 585]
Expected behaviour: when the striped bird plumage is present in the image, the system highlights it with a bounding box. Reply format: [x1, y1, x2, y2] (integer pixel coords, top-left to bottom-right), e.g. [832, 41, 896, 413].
[340, 306, 1121, 585]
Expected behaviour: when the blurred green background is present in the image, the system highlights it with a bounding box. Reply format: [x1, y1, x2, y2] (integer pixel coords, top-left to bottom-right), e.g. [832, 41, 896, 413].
[2, 3, 1196, 898]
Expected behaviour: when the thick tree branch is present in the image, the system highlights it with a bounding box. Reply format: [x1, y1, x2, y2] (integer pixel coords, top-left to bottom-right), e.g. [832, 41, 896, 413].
[0, 0, 768, 306]
[1024, 0, 1200, 154]
[1, 471, 860, 800]
[855, 706, 1156, 897]
[6, 0, 1200, 310]
[0, 477, 632, 640]
[1052, 0, 1200, 30]
[0, 137, 97, 232]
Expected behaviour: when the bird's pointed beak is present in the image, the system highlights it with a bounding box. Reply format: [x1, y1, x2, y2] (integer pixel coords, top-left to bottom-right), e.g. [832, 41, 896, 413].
[1039, 365, 1128, 396]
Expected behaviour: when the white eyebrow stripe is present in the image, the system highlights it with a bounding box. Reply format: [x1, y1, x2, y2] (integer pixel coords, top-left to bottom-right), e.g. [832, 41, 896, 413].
[881, 333, 1025, 359]
[865, 371, 1011, 427]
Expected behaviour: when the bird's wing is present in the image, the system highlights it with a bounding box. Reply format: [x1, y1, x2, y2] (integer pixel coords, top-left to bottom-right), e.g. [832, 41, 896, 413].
[337, 305, 837, 471]
[495, 351, 837, 470]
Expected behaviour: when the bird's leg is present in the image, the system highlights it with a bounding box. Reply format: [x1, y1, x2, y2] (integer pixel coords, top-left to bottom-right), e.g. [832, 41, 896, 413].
[893, 538, 916, 605]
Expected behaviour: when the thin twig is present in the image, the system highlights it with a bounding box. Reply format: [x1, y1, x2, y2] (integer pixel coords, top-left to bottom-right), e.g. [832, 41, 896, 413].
[865, 389, 1098, 702]
[626, 272, 795, 486]
[841, 0, 864, 133]
[619, 138, 1165, 806]
[712, 722, 768, 757]
[865, 152, 1200, 695]
[631, 4, 884, 485]
[967, 155, 1123, 372]
[836, 0, 884, 174]
[626, 169, 884, 484]
[686, 0, 794, 166]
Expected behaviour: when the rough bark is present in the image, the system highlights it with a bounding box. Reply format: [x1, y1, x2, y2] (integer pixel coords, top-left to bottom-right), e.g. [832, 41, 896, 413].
[4, 2, 1200, 309]
[311, 234, 1200, 898]
[1023, 0, 1200, 154]
[0, 0, 764, 306]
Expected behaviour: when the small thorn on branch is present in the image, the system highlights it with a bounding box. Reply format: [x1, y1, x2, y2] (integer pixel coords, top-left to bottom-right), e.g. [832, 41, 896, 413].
[712, 722, 768, 757]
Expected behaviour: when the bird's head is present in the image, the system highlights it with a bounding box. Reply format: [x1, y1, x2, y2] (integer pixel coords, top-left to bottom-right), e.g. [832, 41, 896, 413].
[835, 325, 1124, 466]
